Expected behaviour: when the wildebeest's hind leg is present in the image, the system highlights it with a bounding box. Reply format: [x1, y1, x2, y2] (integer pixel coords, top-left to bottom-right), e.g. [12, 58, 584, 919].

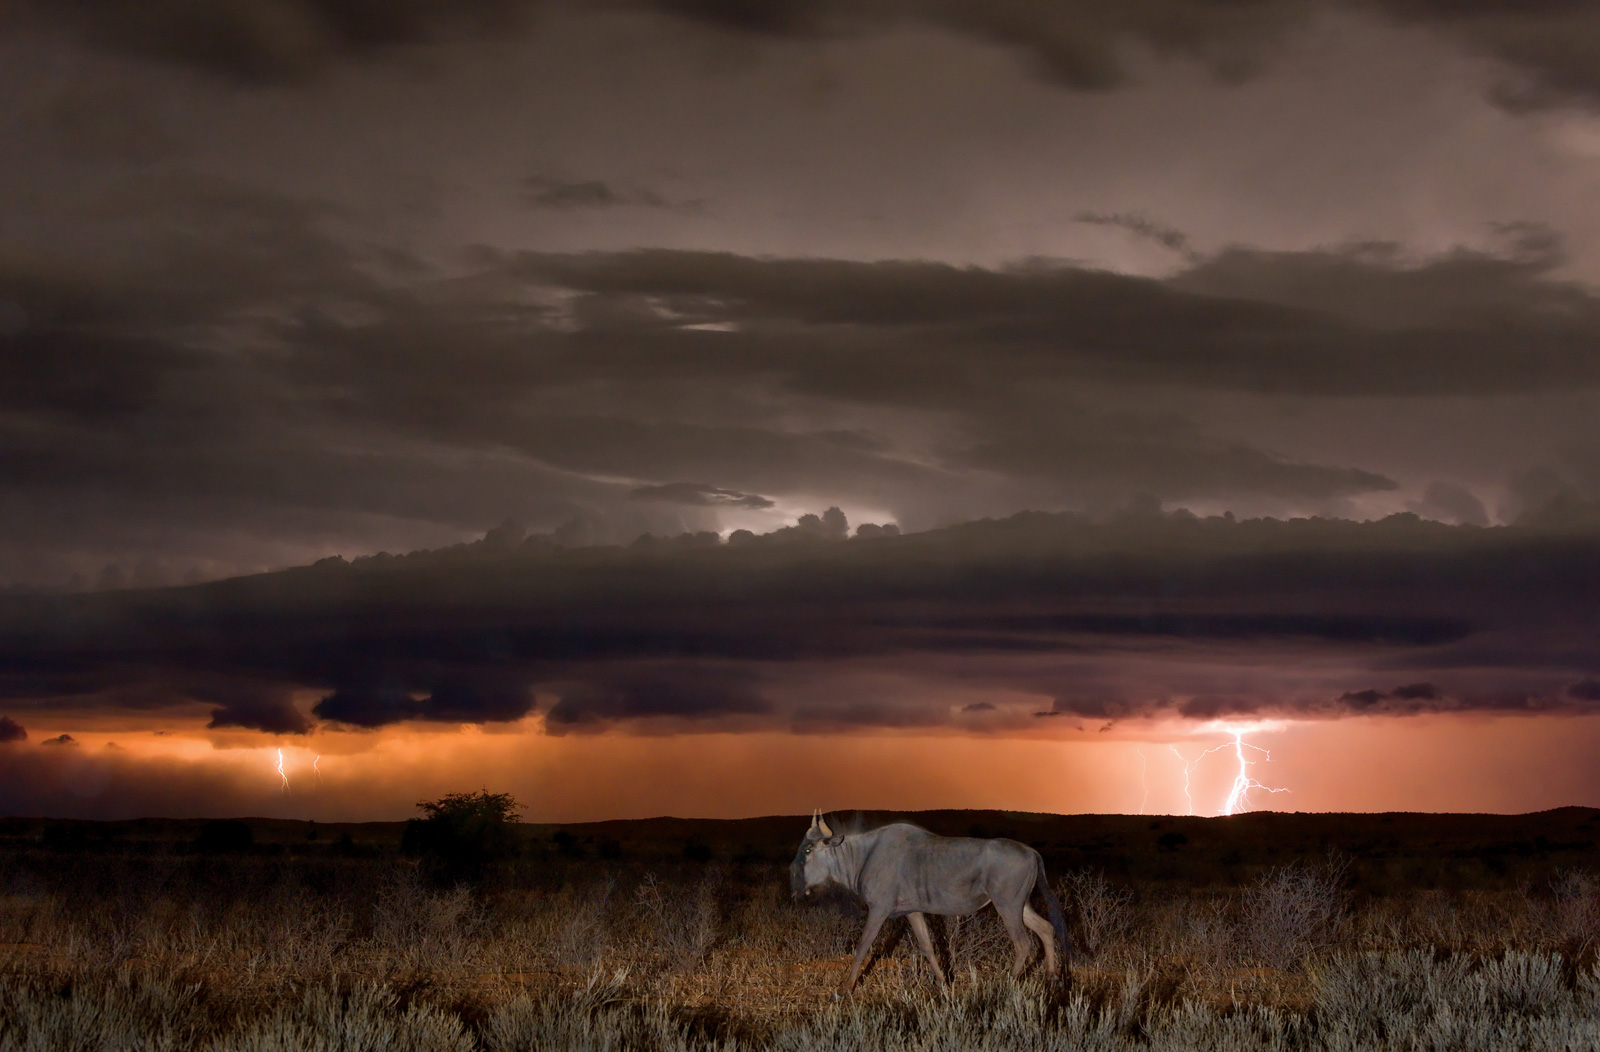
[838, 907, 891, 998]
[1022, 905, 1058, 975]
[994, 902, 1035, 978]
[906, 913, 947, 988]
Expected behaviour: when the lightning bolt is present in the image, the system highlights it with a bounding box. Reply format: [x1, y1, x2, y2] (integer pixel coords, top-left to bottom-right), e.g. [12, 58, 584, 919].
[314, 754, 322, 784]
[1169, 745, 1198, 816]
[1216, 729, 1289, 816]
[276, 747, 289, 792]
[1164, 725, 1290, 816]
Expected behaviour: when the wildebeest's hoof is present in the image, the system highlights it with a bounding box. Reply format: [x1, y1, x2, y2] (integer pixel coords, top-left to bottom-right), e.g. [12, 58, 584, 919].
[829, 991, 843, 1002]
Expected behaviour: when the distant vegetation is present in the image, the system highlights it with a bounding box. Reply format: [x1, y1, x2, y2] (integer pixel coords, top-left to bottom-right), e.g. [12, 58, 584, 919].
[1, 809, 1598, 1048]
[401, 790, 524, 887]
[194, 819, 254, 853]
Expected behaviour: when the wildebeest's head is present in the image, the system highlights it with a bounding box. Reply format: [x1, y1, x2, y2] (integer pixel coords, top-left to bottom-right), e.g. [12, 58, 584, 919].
[792, 809, 842, 899]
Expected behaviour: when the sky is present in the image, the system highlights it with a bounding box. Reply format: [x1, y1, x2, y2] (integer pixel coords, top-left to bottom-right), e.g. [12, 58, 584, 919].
[4, 0, 1600, 821]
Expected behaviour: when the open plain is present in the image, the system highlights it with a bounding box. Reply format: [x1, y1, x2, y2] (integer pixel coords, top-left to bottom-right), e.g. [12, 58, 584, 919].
[2, 808, 1598, 1050]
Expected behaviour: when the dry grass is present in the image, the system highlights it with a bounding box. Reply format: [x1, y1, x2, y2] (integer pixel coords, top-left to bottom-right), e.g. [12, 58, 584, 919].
[0, 845, 1598, 1049]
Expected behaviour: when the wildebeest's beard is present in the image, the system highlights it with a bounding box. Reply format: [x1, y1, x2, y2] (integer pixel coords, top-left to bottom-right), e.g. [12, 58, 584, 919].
[791, 846, 809, 899]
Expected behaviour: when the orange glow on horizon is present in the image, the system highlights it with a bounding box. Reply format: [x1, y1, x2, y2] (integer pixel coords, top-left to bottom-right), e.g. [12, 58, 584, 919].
[6, 712, 1600, 822]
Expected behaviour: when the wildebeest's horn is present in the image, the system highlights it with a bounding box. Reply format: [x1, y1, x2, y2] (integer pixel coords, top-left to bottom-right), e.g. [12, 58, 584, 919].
[809, 809, 819, 829]
[818, 814, 833, 837]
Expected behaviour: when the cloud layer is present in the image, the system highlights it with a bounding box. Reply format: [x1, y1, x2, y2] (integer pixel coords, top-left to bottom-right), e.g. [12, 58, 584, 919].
[18, 189, 1600, 584]
[1, 510, 1597, 736]
[21, 2, 1600, 111]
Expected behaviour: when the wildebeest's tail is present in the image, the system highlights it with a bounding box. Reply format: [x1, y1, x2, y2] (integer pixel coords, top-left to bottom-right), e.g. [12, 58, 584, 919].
[1035, 852, 1073, 975]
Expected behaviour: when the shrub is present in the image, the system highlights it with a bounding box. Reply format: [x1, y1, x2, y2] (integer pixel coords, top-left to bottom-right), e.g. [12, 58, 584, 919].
[1061, 869, 1132, 959]
[0, 970, 207, 1051]
[552, 875, 616, 970]
[370, 869, 487, 975]
[400, 790, 522, 886]
[195, 820, 254, 853]
[217, 983, 474, 1052]
[1240, 858, 1349, 971]
[635, 869, 722, 969]
[1548, 868, 1600, 951]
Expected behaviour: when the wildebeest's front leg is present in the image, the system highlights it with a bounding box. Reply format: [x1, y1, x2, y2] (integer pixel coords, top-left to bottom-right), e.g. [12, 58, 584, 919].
[905, 912, 947, 988]
[837, 906, 891, 998]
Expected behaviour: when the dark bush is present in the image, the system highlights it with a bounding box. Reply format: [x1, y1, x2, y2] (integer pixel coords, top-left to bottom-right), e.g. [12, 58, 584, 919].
[195, 820, 254, 853]
[41, 825, 87, 851]
[402, 790, 523, 886]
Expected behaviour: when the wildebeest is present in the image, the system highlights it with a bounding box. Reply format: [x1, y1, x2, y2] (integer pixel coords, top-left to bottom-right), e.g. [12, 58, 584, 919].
[791, 811, 1070, 996]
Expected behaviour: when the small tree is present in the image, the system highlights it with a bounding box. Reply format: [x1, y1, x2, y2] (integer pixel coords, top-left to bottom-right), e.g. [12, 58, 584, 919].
[402, 790, 523, 887]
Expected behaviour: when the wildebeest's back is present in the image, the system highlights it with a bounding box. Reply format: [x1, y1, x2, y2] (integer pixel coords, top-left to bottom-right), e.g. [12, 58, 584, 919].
[857, 823, 1037, 917]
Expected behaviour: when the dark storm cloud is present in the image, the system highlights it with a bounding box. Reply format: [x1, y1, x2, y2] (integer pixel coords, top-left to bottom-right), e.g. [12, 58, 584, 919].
[1569, 679, 1600, 702]
[0, 132, 1586, 565]
[195, 683, 312, 735]
[1361, 0, 1600, 110]
[22, 0, 1600, 109]
[309, 672, 534, 728]
[790, 697, 950, 731]
[957, 419, 1394, 503]
[41, 734, 78, 746]
[0, 329, 205, 424]
[1044, 690, 1135, 720]
[1176, 695, 1260, 720]
[630, 482, 774, 509]
[544, 666, 770, 729]
[515, 238, 1600, 399]
[6, 0, 1286, 88]
[21, 0, 533, 85]
[937, 611, 1467, 648]
[2, 510, 1599, 731]
[420, 673, 537, 722]
[1161, 680, 1492, 721]
[0, 173, 381, 331]
[652, 0, 1600, 109]
[10, 198, 1600, 588]
[0, 171, 725, 583]
[19, 84, 181, 165]
[0, 716, 25, 743]
[311, 684, 418, 729]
